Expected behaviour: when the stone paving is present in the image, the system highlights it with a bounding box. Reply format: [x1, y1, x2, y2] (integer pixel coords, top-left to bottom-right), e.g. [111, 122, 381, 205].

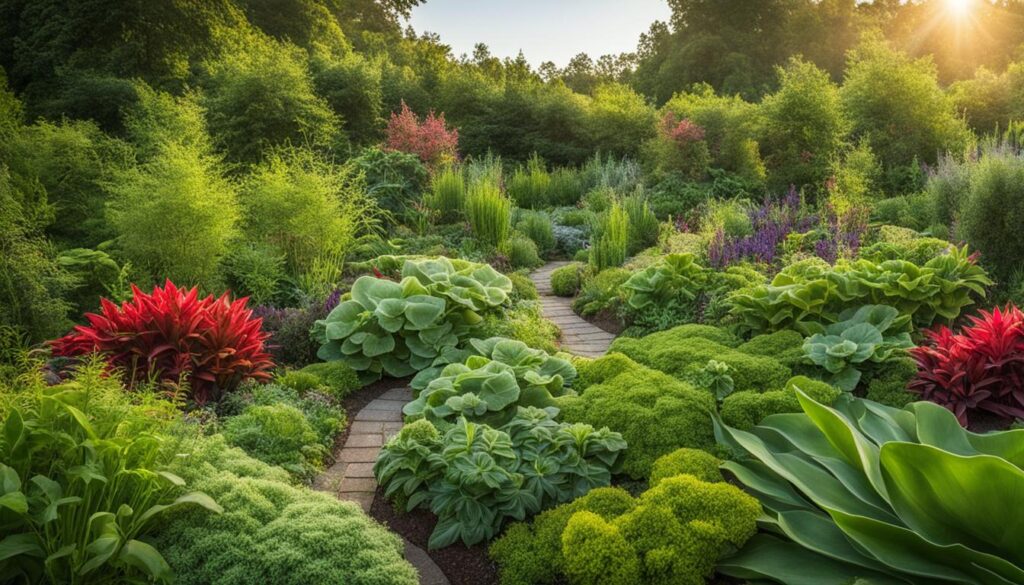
[530, 261, 616, 358]
[314, 386, 450, 585]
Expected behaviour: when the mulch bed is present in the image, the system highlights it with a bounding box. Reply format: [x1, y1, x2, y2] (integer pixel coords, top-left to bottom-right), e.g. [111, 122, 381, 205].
[371, 490, 499, 585]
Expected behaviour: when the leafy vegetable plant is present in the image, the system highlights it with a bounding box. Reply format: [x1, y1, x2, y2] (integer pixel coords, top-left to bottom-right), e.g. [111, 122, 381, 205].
[802, 304, 914, 391]
[404, 337, 576, 427]
[715, 389, 1024, 585]
[374, 407, 626, 549]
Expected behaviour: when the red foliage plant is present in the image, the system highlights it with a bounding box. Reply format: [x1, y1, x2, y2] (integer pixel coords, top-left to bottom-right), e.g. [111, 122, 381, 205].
[51, 281, 274, 404]
[660, 112, 705, 145]
[385, 100, 459, 166]
[908, 305, 1024, 426]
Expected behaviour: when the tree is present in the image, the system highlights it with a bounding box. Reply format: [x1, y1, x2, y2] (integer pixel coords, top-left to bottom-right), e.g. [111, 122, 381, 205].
[584, 83, 657, 159]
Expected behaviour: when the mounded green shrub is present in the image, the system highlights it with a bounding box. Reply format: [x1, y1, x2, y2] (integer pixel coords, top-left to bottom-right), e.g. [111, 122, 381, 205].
[649, 448, 723, 487]
[507, 271, 539, 301]
[557, 353, 716, 478]
[960, 153, 1024, 279]
[517, 210, 556, 256]
[466, 179, 512, 248]
[504, 236, 543, 269]
[551, 263, 584, 297]
[223, 403, 325, 481]
[719, 375, 842, 430]
[735, 329, 805, 367]
[864, 356, 918, 408]
[295, 361, 361, 399]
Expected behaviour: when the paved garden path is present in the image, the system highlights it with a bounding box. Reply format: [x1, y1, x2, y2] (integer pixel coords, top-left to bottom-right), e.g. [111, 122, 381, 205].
[314, 387, 450, 585]
[530, 261, 616, 358]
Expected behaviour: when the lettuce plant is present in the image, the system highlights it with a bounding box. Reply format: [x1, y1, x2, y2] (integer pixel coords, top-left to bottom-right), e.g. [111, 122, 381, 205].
[715, 390, 1024, 585]
[404, 337, 576, 427]
[374, 407, 626, 549]
[802, 304, 914, 391]
[621, 253, 706, 311]
[909, 304, 1024, 425]
[315, 257, 512, 380]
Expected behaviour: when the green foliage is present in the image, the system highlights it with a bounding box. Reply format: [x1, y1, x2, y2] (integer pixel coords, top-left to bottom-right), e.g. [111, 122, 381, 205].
[504, 236, 543, 269]
[294, 361, 362, 399]
[478, 304, 560, 355]
[374, 408, 626, 548]
[506, 271, 539, 302]
[547, 167, 584, 206]
[551, 263, 584, 297]
[349, 146, 429, 219]
[802, 305, 914, 392]
[621, 254, 705, 311]
[405, 337, 575, 427]
[516, 211, 556, 256]
[729, 247, 992, 336]
[557, 353, 716, 479]
[223, 403, 325, 482]
[0, 363, 221, 584]
[55, 247, 121, 315]
[573, 267, 630, 317]
[426, 165, 466, 223]
[589, 202, 629, 271]
[621, 190, 659, 254]
[221, 244, 288, 306]
[311, 52, 384, 146]
[859, 228, 951, 266]
[315, 257, 512, 380]
[864, 357, 918, 408]
[960, 151, 1024, 279]
[716, 391, 1024, 585]
[466, 179, 512, 249]
[583, 84, 657, 159]
[719, 375, 842, 431]
[220, 382, 346, 455]
[648, 448, 723, 487]
[735, 329, 806, 366]
[107, 140, 239, 290]
[610, 326, 791, 394]
[508, 154, 551, 209]
[204, 43, 342, 164]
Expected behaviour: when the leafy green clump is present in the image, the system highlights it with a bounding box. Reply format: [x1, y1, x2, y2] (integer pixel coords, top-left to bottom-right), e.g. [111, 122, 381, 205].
[557, 353, 716, 478]
[504, 236, 544, 269]
[314, 257, 512, 381]
[621, 253, 705, 311]
[294, 361, 362, 399]
[719, 375, 841, 430]
[478, 304, 560, 354]
[551, 263, 585, 297]
[802, 304, 913, 391]
[716, 391, 1024, 585]
[374, 408, 626, 549]
[649, 448, 723, 486]
[404, 337, 576, 427]
[223, 403, 326, 482]
[864, 357, 918, 408]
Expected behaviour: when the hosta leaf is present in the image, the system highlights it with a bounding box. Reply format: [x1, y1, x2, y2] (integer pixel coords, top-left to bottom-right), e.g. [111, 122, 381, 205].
[351, 277, 403, 310]
[117, 540, 173, 581]
[0, 491, 27, 515]
[362, 334, 396, 358]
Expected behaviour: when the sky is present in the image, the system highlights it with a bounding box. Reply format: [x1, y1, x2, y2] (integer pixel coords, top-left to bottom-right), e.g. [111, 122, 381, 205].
[404, 0, 672, 68]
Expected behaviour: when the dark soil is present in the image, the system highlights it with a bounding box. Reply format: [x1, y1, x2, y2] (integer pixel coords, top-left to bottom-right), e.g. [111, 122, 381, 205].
[578, 307, 625, 335]
[371, 488, 499, 585]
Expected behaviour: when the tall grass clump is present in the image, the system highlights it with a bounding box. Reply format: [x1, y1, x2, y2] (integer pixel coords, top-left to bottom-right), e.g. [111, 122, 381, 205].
[507, 153, 550, 209]
[465, 151, 503, 188]
[466, 178, 512, 249]
[426, 165, 465, 223]
[589, 201, 630, 271]
[622, 188, 659, 253]
[516, 210, 555, 256]
[580, 153, 642, 193]
[548, 167, 583, 206]
[960, 148, 1024, 279]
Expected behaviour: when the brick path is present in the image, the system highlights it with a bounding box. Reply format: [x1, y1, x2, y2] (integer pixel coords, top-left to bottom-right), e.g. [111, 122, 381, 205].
[314, 386, 449, 585]
[530, 261, 615, 358]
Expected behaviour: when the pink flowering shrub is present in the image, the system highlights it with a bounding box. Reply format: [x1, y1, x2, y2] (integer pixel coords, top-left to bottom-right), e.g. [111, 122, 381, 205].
[385, 101, 459, 166]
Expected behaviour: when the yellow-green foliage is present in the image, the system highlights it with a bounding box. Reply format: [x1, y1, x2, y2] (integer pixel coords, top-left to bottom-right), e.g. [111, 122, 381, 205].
[492, 475, 761, 585]
[865, 357, 918, 408]
[275, 370, 321, 393]
[480, 303, 560, 354]
[719, 375, 841, 430]
[551, 263, 584, 297]
[557, 354, 715, 478]
[611, 326, 790, 393]
[296, 361, 361, 399]
[649, 448, 723, 487]
[735, 329, 806, 368]
[507, 271, 539, 301]
[571, 352, 641, 391]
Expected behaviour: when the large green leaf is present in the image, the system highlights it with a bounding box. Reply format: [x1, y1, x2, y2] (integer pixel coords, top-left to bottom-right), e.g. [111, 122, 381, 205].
[351, 277, 403, 310]
[117, 540, 172, 582]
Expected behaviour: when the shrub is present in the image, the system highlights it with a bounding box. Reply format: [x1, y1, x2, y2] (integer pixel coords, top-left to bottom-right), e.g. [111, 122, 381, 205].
[220, 382, 345, 453]
[0, 363, 221, 583]
[426, 165, 465, 222]
[314, 257, 512, 381]
[719, 375, 842, 430]
[865, 357, 918, 408]
[648, 448, 723, 486]
[296, 361, 361, 400]
[589, 202, 629, 271]
[221, 244, 288, 306]
[735, 329, 805, 365]
[909, 304, 1024, 425]
[252, 299, 332, 368]
[508, 154, 551, 208]
[557, 353, 716, 478]
[479, 304, 560, 354]
[385, 100, 459, 166]
[106, 140, 239, 289]
[548, 167, 583, 206]
[223, 403, 325, 481]
[960, 152, 1024, 279]
[51, 281, 273, 404]
[374, 408, 626, 548]
[466, 179, 512, 249]
[507, 271, 539, 301]
[573, 267, 630, 318]
[505, 236, 543, 269]
[517, 211, 556, 256]
[622, 190, 659, 254]
[349, 146, 429, 219]
[610, 326, 792, 394]
[928, 152, 972, 226]
[551, 263, 584, 297]
[552, 224, 588, 256]
[717, 392, 1024, 585]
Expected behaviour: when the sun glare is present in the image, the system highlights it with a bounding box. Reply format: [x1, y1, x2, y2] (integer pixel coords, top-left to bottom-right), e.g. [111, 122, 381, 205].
[946, 0, 973, 18]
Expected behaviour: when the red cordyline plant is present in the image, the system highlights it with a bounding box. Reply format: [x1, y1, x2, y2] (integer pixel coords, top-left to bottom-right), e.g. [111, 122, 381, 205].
[385, 100, 459, 166]
[51, 281, 274, 404]
[908, 304, 1024, 426]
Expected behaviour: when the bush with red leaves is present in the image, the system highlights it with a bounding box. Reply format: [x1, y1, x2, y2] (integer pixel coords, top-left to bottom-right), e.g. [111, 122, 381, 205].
[384, 100, 458, 166]
[51, 281, 274, 404]
[909, 305, 1024, 426]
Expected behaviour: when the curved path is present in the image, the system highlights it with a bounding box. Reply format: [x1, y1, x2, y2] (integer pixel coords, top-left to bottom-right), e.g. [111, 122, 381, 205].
[530, 261, 615, 358]
[314, 387, 449, 585]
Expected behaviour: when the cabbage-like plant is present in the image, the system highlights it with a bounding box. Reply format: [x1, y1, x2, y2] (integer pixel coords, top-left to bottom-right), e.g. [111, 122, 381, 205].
[315, 257, 512, 380]
[715, 391, 1024, 585]
[374, 407, 626, 549]
[802, 305, 913, 391]
[621, 253, 706, 310]
[405, 337, 576, 426]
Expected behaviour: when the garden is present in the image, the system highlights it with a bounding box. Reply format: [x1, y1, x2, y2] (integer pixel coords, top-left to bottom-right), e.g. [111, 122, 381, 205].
[2, 1, 1024, 584]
